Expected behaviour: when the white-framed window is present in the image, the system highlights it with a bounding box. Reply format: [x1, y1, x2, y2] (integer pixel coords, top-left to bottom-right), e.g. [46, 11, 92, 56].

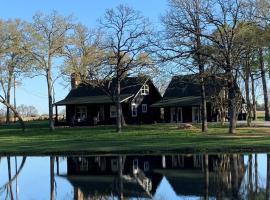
[110, 105, 117, 118]
[141, 84, 149, 95]
[142, 104, 148, 113]
[76, 106, 87, 120]
[131, 103, 137, 117]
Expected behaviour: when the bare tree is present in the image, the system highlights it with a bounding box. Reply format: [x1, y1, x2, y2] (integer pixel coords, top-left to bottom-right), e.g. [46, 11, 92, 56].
[94, 5, 154, 133]
[17, 104, 38, 117]
[27, 11, 74, 131]
[62, 24, 103, 83]
[267, 154, 270, 199]
[246, 0, 270, 120]
[50, 156, 55, 200]
[162, 0, 210, 132]
[0, 19, 31, 130]
[250, 73, 257, 120]
[201, 0, 247, 134]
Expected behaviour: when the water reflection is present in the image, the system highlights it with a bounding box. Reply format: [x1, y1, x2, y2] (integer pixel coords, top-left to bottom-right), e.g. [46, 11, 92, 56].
[0, 154, 270, 199]
[0, 157, 26, 200]
[56, 154, 247, 199]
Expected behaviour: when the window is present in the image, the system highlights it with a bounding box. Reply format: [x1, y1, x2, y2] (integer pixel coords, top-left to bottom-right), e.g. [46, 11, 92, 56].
[76, 106, 87, 120]
[131, 103, 137, 117]
[142, 104, 148, 113]
[110, 105, 117, 118]
[141, 84, 149, 95]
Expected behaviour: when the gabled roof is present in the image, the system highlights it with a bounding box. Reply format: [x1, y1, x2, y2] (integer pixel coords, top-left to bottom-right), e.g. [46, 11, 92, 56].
[163, 74, 224, 99]
[55, 76, 151, 105]
[152, 74, 224, 107]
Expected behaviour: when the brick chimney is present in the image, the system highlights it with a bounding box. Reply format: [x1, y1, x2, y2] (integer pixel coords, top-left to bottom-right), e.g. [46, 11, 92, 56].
[71, 73, 81, 89]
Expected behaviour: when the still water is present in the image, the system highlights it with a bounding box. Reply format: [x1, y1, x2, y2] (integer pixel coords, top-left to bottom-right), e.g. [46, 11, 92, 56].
[0, 154, 269, 200]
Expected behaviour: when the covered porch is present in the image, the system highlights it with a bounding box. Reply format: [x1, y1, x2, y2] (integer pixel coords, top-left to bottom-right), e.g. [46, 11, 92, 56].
[152, 96, 216, 123]
[54, 94, 133, 126]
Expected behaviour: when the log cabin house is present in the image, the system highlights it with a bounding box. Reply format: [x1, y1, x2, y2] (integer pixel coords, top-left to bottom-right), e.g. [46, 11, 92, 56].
[152, 74, 246, 123]
[54, 76, 162, 126]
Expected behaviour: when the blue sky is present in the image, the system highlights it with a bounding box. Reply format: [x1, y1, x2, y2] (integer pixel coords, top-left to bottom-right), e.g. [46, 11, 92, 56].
[0, 0, 167, 114]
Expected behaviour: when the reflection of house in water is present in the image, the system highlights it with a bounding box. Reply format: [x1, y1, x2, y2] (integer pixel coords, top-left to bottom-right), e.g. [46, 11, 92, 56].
[62, 154, 246, 199]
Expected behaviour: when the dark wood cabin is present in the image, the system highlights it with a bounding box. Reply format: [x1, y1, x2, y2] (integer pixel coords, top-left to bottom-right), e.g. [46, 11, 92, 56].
[152, 74, 246, 123]
[54, 76, 162, 126]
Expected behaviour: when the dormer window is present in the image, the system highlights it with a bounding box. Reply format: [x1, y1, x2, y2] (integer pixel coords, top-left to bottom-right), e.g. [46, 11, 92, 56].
[141, 84, 149, 95]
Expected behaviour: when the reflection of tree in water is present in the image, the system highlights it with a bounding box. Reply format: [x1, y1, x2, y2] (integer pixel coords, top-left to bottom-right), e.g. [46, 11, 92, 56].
[0, 156, 26, 200]
[50, 156, 55, 200]
[211, 154, 245, 200]
[232, 154, 269, 200]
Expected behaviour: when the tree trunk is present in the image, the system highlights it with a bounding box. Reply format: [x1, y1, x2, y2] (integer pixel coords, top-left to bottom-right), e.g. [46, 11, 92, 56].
[267, 154, 270, 200]
[0, 98, 25, 131]
[244, 66, 251, 127]
[251, 74, 257, 121]
[6, 72, 12, 124]
[116, 79, 122, 133]
[204, 154, 209, 200]
[56, 157, 59, 175]
[50, 156, 55, 200]
[227, 73, 238, 134]
[231, 154, 239, 199]
[200, 71, 208, 132]
[13, 75, 16, 123]
[259, 48, 270, 121]
[121, 107, 126, 127]
[195, 7, 207, 133]
[7, 156, 14, 200]
[255, 154, 258, 193]
[248, 154, 253, 199]
[46, 67, 55, 131]
[118, 155, 124, 200]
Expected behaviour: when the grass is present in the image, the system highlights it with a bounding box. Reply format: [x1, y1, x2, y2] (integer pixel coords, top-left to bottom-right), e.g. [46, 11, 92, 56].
[1, 120, 270, 155]
[257, 111, 265, 121]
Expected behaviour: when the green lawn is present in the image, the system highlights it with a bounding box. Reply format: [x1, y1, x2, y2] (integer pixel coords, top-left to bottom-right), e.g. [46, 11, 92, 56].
[0, 121, 270, 155]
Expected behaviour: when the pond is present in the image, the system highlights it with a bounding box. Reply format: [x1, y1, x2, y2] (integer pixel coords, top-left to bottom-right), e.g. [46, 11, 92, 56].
[0, 153, 269, 200]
